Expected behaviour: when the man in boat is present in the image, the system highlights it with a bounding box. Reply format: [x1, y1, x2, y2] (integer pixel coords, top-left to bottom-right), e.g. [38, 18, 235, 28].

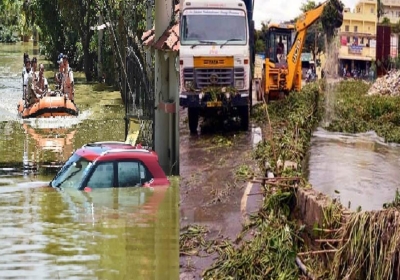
[34, 64, 48, 98]
[61, 54, 74, 102]
[54, 57, 64, 91]
[22, 58, 32, 105]
[31, 57, 38, 81]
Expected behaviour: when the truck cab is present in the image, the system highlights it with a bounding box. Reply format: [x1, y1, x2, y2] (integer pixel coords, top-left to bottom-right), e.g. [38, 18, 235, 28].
[179, 0, 254, 133]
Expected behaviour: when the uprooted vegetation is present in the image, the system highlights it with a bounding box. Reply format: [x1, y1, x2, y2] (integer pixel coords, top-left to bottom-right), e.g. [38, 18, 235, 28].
[325, 80, 400, 143]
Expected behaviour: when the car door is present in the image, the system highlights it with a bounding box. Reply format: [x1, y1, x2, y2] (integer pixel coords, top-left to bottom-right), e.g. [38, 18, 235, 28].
[84, 161, 115, 189]
[117, 160, 152, 188]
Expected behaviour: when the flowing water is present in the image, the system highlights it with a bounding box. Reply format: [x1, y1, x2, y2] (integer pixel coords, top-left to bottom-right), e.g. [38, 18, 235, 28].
[0, 42, 178, 279]
[306, 127, 400, 211]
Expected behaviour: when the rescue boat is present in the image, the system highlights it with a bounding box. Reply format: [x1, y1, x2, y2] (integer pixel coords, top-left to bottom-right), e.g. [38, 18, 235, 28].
[17, 91, 79, 118]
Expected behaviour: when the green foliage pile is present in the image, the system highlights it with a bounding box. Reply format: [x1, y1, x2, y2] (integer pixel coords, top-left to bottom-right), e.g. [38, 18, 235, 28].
[325, 80, 400, 143]
[253, 83, 323, 175]
[202, 85, 323, 280]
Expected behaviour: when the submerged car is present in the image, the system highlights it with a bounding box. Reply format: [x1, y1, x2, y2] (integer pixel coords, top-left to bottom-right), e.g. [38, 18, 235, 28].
[50, 141, 169, 190]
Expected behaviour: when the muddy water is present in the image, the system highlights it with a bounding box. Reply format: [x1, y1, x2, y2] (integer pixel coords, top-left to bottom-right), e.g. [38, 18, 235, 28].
[306, 127, 400, 211]
[0, 43, 178, 279]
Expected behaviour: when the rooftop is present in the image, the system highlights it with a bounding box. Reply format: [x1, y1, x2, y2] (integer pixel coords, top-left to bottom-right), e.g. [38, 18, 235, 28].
[141, 4, 180, 52]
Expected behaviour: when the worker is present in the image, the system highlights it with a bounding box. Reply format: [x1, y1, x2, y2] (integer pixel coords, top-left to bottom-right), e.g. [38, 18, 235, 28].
[276, 36, 284, 63]
[61, 54, 74, 102]
[35, 64, 48, 98]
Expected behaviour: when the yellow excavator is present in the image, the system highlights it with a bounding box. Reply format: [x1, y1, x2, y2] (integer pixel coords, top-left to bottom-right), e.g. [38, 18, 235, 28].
[258, 0, 344, 102]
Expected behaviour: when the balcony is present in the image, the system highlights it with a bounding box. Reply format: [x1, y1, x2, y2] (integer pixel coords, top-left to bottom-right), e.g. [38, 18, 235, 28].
[338, 45, 376, 60]
[382, 0, 400, 7]
[343, 12, 377, 22]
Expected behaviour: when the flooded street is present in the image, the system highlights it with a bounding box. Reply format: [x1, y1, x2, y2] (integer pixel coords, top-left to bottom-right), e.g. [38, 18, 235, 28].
[306, 127, 400, 211]
[179, 105, 262, 279]
[0, 43, 178, 279]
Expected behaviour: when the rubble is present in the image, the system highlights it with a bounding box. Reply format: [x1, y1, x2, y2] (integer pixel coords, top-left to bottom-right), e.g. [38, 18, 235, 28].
[367, 70, 400, 96]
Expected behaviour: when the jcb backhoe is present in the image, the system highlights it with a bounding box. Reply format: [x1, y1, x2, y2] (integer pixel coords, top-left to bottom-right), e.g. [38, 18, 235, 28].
[258, 0, 344, 102]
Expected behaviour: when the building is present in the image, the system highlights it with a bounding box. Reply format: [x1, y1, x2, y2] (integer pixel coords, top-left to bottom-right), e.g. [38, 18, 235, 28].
[381, 0, 400, 23]
[338, 0, 378, 74]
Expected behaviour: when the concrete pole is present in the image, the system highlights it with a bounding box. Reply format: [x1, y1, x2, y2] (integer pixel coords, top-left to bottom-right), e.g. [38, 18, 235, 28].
[154, 0, 172, 174]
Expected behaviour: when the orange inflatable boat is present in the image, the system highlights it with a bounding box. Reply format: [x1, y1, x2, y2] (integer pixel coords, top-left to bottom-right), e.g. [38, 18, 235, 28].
[17, 92, 79, 118]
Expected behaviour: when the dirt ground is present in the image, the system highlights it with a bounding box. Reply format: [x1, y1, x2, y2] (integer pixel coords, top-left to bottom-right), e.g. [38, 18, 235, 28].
[179, 93, 263, 279]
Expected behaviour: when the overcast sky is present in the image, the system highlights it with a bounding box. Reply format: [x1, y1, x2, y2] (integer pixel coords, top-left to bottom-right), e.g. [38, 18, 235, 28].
[253, 0, 359, 30]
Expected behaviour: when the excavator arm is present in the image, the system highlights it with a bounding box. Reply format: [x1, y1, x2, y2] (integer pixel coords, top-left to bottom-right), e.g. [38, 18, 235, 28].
[286, 0, 343, 91]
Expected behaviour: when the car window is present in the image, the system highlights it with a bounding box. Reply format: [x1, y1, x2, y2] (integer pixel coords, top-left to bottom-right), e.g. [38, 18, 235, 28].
[117, 161, 149, 187]
[51, 154, 91, 189]
[86, 162, 114, 189]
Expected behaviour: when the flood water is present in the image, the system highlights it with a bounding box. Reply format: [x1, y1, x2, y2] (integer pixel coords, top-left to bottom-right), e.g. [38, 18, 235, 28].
[0, 43, 178, 279]
[306, 127, 400, 211]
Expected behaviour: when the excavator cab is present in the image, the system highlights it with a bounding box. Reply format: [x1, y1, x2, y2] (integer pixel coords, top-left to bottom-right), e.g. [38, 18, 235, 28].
[265, 23, 295, 65]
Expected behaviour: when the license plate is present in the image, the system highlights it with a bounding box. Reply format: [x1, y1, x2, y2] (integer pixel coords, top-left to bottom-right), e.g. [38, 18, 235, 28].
[206, 101, 222, 107]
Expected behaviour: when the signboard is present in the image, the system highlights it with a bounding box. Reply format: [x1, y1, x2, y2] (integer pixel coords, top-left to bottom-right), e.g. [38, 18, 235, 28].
[183, 9, 245, 16]
[301, 53, 312, 62]
[348, 45, 363, 55]
[341, 36, 347, 46]
[370, 39, 376, 48]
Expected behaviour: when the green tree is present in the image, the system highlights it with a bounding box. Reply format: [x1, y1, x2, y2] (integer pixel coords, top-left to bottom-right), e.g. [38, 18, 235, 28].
[299, 0, 324, 62]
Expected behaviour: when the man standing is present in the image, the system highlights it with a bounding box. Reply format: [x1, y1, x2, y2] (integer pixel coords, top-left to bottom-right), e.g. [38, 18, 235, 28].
[55, 57, 64, 90]
[62, 54, 74, 102]
[276, 36, 285, 63]
[23, 58, 32, 105]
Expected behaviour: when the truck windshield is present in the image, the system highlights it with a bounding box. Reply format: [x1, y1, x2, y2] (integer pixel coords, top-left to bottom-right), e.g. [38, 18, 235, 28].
[50, 154, 92, 189]
[181, 9, 247, 45]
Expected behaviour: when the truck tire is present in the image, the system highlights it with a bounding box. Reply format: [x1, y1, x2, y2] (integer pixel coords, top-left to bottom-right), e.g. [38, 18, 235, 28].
[188, 107, 199, 134]
[239, 105, 249, 131]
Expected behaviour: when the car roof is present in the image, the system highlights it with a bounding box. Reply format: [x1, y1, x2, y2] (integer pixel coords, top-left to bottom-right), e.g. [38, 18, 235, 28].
[74, 142, 158, 161]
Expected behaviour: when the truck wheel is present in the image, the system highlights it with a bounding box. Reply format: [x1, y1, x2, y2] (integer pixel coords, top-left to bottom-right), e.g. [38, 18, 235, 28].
[188, 108, 199, 134]
[239, 105, 249, 131]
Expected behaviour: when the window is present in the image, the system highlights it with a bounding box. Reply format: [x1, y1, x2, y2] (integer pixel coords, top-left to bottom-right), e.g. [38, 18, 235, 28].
[86, 162, 115, 188]
[51, 154, 92, 189]
[345, 25, 349, 32]
[347, 36, 350, 43]
[117, 161, 151, 188]
[371, 8, 374, 14]
[181, 9, 247, 45]
[361, 37, 364, 44]
[354, 26, 358, 32]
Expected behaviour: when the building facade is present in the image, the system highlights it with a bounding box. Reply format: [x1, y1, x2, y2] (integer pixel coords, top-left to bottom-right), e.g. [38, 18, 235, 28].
[338, 0, 377, 76]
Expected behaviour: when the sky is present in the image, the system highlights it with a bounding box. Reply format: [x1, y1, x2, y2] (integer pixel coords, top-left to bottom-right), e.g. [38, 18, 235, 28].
[253, 0, 358, 30]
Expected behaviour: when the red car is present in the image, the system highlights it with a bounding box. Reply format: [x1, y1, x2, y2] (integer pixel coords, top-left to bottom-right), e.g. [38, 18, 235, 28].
[50, 141, 169, 190]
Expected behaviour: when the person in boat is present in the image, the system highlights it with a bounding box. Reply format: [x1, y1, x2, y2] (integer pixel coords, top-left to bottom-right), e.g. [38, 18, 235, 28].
[61, 54, 74, 102]
[22, 58, 32, 105]
[34, 64, 48, 98]
[54, 57, 64, 91]
[22, 53, 29, 82]
[31, 57, 38, 81]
